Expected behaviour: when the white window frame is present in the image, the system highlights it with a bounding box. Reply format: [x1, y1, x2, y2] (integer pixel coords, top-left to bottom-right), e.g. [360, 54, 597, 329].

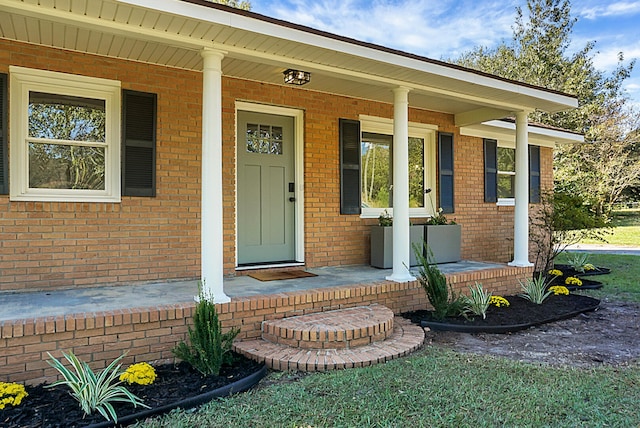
[359, 115, 437, 219]
[497, 143, 516, 206]
[9, 66, 121, 202]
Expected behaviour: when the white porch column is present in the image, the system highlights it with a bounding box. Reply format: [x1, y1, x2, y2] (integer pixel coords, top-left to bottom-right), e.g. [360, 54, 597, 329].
[509, 111, 534, 267]
[387, 87, 416, 283]
[200, 48, 231, 302]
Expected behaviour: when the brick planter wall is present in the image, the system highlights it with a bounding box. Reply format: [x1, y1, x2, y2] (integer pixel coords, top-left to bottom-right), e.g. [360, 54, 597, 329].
[0, 265, 532, 385]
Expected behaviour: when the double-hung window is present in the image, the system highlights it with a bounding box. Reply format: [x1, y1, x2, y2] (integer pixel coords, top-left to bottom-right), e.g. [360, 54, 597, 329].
[497, 146, 516, 201]
[10, 67, 121, 202]
[358, 116, 436, 218]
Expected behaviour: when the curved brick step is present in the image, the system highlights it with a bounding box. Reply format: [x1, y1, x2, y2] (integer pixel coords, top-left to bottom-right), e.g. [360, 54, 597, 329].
[262, 304, 395, 349]
[233, 316, 424, 372]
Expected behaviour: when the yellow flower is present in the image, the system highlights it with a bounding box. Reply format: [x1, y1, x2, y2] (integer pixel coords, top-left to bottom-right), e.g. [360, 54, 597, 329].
[0, 382, 28, 410]
[547, 269, 563, 277]
[548, 286, 570, 295]
[565, 277, 583, 286]
[583, 264, 596, 271]
[489, 295, 510, 307]
[120, 362, 157, 386]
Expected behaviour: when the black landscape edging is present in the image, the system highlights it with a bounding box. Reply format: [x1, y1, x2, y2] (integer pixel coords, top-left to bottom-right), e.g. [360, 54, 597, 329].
[420, 297, 600, 334]
[86, 364, 268, 428]
[564, 278, 603, 290]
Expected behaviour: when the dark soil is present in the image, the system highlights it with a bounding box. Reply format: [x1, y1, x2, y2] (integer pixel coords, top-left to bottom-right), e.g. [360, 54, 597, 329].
[403, 294, 598, 329]
[0, 353, 262, 428]
[413, 296, 640, 368]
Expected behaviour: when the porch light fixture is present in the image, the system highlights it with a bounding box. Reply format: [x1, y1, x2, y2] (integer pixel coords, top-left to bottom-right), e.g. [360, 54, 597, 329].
[283, 69, 311, 85]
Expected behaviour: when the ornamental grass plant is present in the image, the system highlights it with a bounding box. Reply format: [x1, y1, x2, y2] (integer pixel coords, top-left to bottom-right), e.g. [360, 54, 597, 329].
[519, 273, 553, 304]
[46, 351, 148, 423]
[172, 284, 240, 376]
[462, 282, 492, 319]
[412, 243, 465, 320]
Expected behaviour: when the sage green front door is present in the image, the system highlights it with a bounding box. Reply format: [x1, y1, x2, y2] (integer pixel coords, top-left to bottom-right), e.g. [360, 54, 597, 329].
[237, 111, 296, 265]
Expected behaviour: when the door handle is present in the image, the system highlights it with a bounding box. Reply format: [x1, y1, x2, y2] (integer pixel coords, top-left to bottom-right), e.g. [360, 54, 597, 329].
[289, 197, 296, 202]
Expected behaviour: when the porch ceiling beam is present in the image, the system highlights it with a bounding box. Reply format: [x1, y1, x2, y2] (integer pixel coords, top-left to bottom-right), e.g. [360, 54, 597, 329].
[3, 1, 557, 114]
[454, 107, 513, 127]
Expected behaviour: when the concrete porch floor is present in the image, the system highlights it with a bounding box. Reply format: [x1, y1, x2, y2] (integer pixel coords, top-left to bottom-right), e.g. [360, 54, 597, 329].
[0, 261, 502, 322]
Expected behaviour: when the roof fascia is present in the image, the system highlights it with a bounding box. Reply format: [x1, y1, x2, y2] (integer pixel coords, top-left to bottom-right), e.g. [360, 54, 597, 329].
[119, 0, 578, 110]
[460, 120, 584, 146]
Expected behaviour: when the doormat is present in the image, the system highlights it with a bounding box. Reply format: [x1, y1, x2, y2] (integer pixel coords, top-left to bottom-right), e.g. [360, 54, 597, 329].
[248, 270, 318, 282]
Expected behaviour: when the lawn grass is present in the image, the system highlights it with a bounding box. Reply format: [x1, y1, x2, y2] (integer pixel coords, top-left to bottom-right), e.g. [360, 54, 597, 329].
[136, 348, 639, 428]
[555, 252, 640, 303]
[134, 253, 640, 428]
[580, 208, 640, 246]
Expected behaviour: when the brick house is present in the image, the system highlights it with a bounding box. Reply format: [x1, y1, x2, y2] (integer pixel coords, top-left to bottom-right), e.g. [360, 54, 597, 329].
[0, 0, 583, 382]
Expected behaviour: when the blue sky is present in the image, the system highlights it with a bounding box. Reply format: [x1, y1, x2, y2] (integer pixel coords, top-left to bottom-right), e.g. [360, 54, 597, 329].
[248, 0, 640, 107]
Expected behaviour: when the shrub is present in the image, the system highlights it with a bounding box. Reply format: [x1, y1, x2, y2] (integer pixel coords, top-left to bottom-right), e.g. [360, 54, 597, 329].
[519, 273, 553, 304]
[462, 282, 492, 319]
[565, 277, 583, 287]
[412, 243, 465, 320]
[46, 351, 148, 423]
[172, 285, 240, 376]
[0, 382, 28, 410]
[549, 286, 570, 295]
[120, 362, 157, 386]
[489, 295, 510, 307]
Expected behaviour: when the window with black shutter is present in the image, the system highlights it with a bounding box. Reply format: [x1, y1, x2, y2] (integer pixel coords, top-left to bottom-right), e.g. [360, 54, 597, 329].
[529, 145, 541, 203]
[438, 132, 454, 213]
[122, 90, 157, 197]
[339, 118, 361, 214]
[484, 139, 498, 203]
[0, 73, 7, 195]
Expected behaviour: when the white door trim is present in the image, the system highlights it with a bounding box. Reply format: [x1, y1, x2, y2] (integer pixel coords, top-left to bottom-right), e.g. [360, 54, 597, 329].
[235, 101, 305, 266]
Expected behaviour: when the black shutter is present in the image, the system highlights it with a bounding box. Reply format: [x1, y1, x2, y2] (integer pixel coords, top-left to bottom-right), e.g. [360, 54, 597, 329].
[339, 118, 361, 214]
[122, 90, 156, 197]
[0, 74, 7, 195]
[484, 139, 498, 203]
[438, 132, 454, 213]
[529, 145, 541, 203]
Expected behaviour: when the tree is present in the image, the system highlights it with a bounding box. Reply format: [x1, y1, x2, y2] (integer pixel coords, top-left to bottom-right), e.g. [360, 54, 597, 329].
[204, 0, 251, 10]
[454, 0, 639, 215]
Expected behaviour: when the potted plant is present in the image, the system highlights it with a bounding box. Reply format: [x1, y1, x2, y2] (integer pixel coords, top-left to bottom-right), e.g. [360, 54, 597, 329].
[370, 210, 424, 268]
[423, 189, 461, 264]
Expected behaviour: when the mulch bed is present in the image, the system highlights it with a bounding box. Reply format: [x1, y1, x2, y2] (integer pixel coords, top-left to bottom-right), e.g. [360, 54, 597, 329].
[1, 353, 263, 428]
[402, 294, 600, 333]
[552, 264, 611, 277]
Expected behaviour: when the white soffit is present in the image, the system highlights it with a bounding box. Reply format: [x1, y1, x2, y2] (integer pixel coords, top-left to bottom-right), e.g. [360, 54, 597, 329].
[460, 120, 585, 147]
[1, 0, 578, 117]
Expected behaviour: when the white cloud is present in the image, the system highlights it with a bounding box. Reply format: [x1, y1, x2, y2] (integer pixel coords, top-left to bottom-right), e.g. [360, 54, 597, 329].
[578, 1, 640, 19]
[261, 0, 519, 60]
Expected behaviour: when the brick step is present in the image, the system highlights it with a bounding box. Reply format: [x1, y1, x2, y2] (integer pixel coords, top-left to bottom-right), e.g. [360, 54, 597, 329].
[261, 304, 395, 349]
[233, 315, 424, 372]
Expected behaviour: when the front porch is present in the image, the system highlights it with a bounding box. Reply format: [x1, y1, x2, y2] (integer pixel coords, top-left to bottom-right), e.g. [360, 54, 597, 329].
[0, 262, 533, 385]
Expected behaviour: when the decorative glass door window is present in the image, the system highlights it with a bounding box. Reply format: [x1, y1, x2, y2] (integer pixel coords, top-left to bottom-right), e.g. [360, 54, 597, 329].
[246, 123, 283, 155]
[28, 92, 106, 190]
[497, 147, 516, 199]
[360, 132, 424, 209]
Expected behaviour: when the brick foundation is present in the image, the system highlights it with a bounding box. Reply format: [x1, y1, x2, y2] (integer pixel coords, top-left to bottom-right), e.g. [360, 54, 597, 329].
[0, 265, 532, 385]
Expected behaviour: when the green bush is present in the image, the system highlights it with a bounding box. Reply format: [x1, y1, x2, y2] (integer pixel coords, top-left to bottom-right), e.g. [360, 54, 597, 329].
[412, 243, 465, 320]
[172, 285, 240, 376]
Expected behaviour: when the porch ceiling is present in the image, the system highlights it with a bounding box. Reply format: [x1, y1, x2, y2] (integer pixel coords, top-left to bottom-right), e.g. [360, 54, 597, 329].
[1, 0, 578, 122]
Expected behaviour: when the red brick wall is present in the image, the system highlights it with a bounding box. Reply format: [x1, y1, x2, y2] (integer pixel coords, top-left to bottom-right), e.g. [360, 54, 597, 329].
[0, 39, 548, 292]
[0, 265, 532, 385]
